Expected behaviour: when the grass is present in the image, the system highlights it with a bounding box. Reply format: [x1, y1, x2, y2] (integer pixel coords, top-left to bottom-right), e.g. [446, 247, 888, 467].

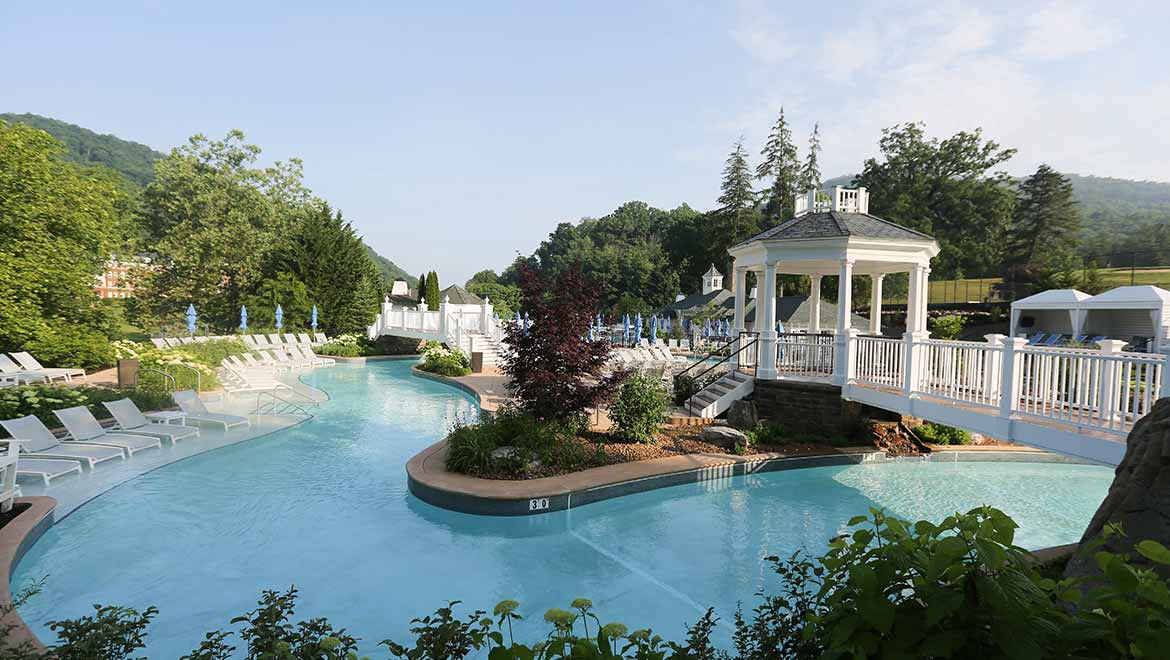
[881, 267, 1170, 305]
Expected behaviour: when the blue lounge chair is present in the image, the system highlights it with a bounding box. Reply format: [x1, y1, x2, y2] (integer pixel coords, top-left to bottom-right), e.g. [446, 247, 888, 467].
[1026, 332, 1047, 345]
[1043, 334, 1065, 346]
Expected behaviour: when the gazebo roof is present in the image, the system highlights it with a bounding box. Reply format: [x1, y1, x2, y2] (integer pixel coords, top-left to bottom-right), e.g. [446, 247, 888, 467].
[735, 211, 934, 247]
[440, 285, 483, 305]
[1083, 285, 1170, 308]
[703, 264, 722, 278]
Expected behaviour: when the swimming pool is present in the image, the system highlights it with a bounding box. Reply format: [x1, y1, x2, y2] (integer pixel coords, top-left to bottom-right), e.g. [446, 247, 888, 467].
[13, 361, 1113, 656]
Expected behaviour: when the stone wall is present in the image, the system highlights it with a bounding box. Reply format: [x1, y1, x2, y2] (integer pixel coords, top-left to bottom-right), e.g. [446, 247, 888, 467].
[752, 379, 898, 440]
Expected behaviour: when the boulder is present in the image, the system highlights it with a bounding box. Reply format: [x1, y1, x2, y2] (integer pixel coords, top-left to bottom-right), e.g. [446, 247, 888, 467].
[1065, 398, 1170, 582]
[727, 399, 759, 430]
[491, 446, 519, 460]
[701, 425, 747, 449]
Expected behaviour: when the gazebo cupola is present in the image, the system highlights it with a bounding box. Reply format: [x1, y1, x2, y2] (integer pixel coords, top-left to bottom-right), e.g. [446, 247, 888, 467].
[701, 265, 723, 295]
[726, 186, 940, 381]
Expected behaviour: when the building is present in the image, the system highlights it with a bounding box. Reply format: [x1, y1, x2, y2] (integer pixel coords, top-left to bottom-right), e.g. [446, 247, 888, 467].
[94, 256, 152, 299]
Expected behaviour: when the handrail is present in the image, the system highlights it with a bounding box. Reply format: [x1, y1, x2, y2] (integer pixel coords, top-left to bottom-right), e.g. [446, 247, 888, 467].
[137, 367, 177, 392]
[252, 390, 314, 417]
[684, 332, 759, 416]
[674, 335, 739, 381]
[164, 362, 201, 393]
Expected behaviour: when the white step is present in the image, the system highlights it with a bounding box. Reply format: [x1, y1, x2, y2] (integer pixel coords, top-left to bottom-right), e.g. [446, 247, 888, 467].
[687, 371, 754, 420]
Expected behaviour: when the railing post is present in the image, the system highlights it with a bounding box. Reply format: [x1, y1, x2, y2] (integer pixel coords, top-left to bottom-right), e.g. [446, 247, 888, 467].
[481, 297, 492, 333]
[1161, 344, 1170, 400]
[843, 328, 859, 384]
[439, 295, 450, 341]
[1096, 339, 1127, 422]
[984, 334, 1005, 402]
[902, 331, 929, 397]
[998, 337, 1026, 419]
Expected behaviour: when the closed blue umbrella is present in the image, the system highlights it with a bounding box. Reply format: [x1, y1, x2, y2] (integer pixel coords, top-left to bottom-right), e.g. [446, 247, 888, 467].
[523, 311, 530, 335]
[704, 318, 712, 338]
[185, 304, 197, 335]
[777, 319, 785, 334]
[588, 326, 595, 341]
[650, 316, 658, 344]
[239, 305, 248, 331]
[723, 319, 731, 337]
[311, 305, 318, 330]
[514, 311, 521, 329]
[622, 314, 630, 345]
[634, 314, 643, 342]
[275, 304, 284, 330]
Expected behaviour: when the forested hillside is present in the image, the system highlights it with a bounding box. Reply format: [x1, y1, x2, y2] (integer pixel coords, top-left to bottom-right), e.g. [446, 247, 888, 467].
[0, 112, 163, 186]
[365, 243, 416, 286]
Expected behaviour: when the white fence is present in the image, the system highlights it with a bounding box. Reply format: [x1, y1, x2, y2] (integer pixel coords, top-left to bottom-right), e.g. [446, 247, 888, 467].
[367, 298, 501, 353]
[775, 333, 835, 377]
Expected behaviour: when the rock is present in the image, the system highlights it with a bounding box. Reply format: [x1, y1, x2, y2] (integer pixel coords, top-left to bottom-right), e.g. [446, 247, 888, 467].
[1065, 398, 1170, 583]
[491, 446, 518, 460]
[701, 425, 747, 449]
[727, 399, 759, 430]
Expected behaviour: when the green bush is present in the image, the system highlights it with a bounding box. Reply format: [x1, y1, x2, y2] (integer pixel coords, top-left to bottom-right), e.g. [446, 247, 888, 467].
[111, 341, 222, 392]
[318, 341, 362, 357]
[916, 422, 971, 445]
[0, 385, 173, 428]
[608, 373, 667, 443]
[445, 406, 590, 476]
[672, 369, 721, 406]
[419, 342, 470, 377]
[171, 338, 248, 368]
[24, 326, 115, 371]
[743, 422, 784, 446]
[928, 314, 966, 340]
[445, 415, 502, 474]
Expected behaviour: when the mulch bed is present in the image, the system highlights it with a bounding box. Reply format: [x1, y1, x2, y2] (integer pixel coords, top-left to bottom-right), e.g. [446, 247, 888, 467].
[472, 426, 853, 481]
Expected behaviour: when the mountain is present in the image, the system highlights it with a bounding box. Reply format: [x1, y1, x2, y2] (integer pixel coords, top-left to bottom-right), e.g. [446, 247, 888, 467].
[365, 243, 416, 287]
[0, 112, 164, 186]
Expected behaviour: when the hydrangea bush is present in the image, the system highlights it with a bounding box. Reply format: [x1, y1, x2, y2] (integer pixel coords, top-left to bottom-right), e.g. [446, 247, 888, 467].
[419, 341, 471, 377]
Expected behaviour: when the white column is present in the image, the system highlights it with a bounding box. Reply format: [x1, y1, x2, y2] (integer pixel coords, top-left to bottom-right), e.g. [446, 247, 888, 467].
[730, 266, 747, 368]
[1160, 342, 1170, 400]
[997, 337, 1027, 420]
[918, 267, 931, 333]
[482, 297, 492, 333]
[907, 266, 924, 334]
[758, 263, 779, 380]
[833, 259, 854, 385]
[869, 273, 884, 335]
[1097, 339, 1128, 422]
[809, 275, 822, 333]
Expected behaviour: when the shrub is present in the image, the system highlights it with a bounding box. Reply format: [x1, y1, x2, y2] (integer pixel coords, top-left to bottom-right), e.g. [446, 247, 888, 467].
[928, 314, 966, 340]
[0, 385, 173, 428]
[419, 342, 470, 377]
[445, 406, 590, 476]
[445, 415, 501, 474]
[112, 341, 221, 392]
[672, 369, 721, 406]
[608, 373, 667, 443]
[24, 326, 115, 371]
[915, 422, 971, 445]
[318, 341, 362, 357]
[743, 422, 784, 446]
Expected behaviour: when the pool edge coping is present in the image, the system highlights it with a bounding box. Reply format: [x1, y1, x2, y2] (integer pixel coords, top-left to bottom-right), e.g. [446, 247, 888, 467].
[0, 497, 56, 651]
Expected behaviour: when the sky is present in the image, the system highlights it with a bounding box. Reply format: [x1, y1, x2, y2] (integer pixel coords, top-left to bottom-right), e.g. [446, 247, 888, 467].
[4, 1, 1169, 285]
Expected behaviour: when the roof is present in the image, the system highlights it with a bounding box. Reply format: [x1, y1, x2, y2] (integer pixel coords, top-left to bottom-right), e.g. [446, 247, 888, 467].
[744, 295, 869, 328]
[1083, 285, 1170, 308]
[1011, 289, 1091, 309]
[440, 284, 484, 305]
[703, 264, 722, 278]
[735, 211, 934, 246]
[655, 289, 733, 314]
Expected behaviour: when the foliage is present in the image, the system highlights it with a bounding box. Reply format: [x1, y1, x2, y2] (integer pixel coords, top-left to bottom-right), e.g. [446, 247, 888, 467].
[715, 138, 763, 271]
[0, 580, 44, 660]
[502, 263, 622, 421]
[48, 604, 158, 660]
[927, 314, 966, 340]
[467, 281, 523, 317]
[608, 373, 668, 443]
[1000, 165, 1082, 297]
[672, 370, 721, 406]
[855, 122, 1017, 278]
[0, 120, 130, 368]
[318, 333, 417, 358]
[0, 385, 173, 428]
[445, 406, 592, 477]
[742, 422, 785, 447]
[424, 272, 440, 311]
[801, 123, 821, 193]
[364, 242, 415, 288]
[244, 272, 313, 330]
[0, 113, 164, 188]
[756, 109, 801, 223]
[274, 202, 381, 335]
[111, 340, 232, 391]
[914, 422, 971, 445]
[419, 342, 471, 377]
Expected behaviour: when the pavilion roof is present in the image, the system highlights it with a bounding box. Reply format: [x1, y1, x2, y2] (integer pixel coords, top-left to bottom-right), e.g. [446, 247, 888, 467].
[735, 211, 934, 247]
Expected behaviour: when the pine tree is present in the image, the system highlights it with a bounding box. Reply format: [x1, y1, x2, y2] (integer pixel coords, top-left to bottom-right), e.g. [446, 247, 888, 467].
[417, 272, 427, 303]
[756, 107, 801, 223]
[425, 271, 441, 311]
[1008, 165, 1080, 268]
[718, 137, 755, 237]
[801, 123, 822, 193]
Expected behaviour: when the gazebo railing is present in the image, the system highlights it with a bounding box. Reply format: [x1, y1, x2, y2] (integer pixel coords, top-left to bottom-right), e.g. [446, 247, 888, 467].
[775, 333, 835, 377]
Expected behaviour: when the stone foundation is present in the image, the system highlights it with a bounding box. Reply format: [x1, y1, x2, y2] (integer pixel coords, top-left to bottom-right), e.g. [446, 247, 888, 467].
[752, 379, 899, 440]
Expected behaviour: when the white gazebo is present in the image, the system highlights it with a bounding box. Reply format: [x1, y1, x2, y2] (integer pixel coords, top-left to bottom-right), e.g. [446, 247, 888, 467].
[1009, 289, 1092, 339]
[726, 187, 940, 382]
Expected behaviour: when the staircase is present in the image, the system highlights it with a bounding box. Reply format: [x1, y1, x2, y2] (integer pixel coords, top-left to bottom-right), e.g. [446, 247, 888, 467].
[687, 370, 753, 419]
[464, 331, 504, 367]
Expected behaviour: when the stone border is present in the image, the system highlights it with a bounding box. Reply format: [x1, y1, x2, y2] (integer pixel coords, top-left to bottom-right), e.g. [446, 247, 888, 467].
[410, 367, 485, 405]
[0, 497, 56, 651]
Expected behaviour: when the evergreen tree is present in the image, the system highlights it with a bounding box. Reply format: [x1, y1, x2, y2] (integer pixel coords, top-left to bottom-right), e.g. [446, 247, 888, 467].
[417, 272, 427, 303]
[1001, 165, 1081, 295]
[718, 137, 756, 237]
[756, 108, 801, 223]
[802, 123, 822, 193]
[425, 271, 441, 311]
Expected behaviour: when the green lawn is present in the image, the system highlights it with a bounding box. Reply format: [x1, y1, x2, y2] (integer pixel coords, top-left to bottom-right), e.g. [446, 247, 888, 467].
[878, 267, 1170, 305]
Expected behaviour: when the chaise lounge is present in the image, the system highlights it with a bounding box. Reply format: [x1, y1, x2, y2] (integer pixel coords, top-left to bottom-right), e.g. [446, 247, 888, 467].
[54, 406, 162, 457]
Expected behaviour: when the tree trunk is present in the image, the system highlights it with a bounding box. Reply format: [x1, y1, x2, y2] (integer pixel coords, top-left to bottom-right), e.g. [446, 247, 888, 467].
[1065, 397, 1170, 581]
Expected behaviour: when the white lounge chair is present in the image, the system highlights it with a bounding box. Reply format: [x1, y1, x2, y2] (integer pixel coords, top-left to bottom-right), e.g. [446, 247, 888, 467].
[102, 399, 200, 445]
[10, 352, 86, 383]
[668, 339, 679, 349]
[1, 415, 123, 480]
[0, 437, 79, 487]
[282, 333, 298, 346]
[54, 406, 162, 457]
[681, 339, 691, 351]
[291, 346, 333, 367]
[296, 333, 313, 346]
[312, 332, 328, 345]
[178, 337, 195, 344]
[266, 333, 285, 346]
[173, 390, 249, 430]
[251, 335, 271, 347]
[241, 335, 259, 349]
[0, 355, 50, 384]
[150, 338, 168, 349]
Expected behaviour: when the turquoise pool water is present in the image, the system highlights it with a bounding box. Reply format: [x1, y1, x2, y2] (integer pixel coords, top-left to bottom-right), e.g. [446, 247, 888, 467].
[14, 361, 1113, 656]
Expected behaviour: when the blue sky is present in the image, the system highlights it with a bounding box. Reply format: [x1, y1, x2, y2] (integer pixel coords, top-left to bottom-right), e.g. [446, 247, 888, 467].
[4, 1, 1167, 284]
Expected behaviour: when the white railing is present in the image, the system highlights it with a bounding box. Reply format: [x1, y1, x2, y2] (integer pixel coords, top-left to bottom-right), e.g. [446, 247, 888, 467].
[853, 335, 906, 389]
[775, 333, 835, 377]
[917, 339, 1002, 409]
[1014, 345, 1163, 434]
[794, 186, 869, 216]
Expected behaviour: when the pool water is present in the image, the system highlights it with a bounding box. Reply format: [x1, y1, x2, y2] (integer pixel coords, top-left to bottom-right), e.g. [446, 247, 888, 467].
[13, 361, 1113, 656]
